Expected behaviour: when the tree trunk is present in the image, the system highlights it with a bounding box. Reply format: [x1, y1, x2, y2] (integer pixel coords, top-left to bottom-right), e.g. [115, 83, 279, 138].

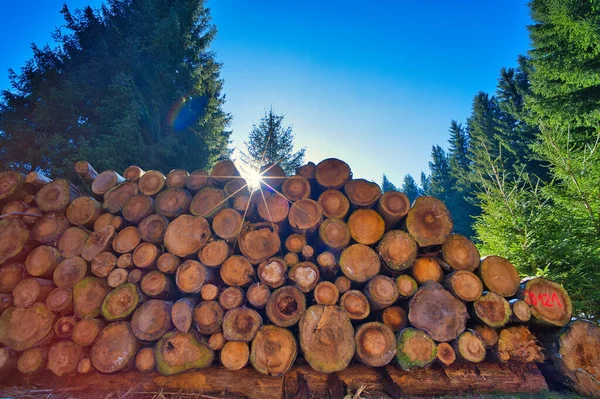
[354, 321, 395, 367]
[265, 286, 306, 327]
[436, 342, 456, 366]
[81, 225, 115, 262]
[314, 281, 339, 305]
[212, 208, 243, 243]
[13, 277, 55, 308]
[443, 270, 483, 302]
[289, 261, 320, 293]
[171, 297, 198, 332]
[405, 196, 453, 247]
[91, 321, 140, 373]
[282, 176, 311, 202]
[122, 194, 154, 223]
[408, 281, 468, 342]
[72, 318, 105, 347]
[395, 327, 437, 370]
[154, 331, 214, 376]
[17, 347, 47, 374]
[381, 306, 407, 332]
[138, 170, 166, 196]
[32, 212, 70, 245]
[123, 165, 145, 182]
[344, 179, 381, 209]
[53, 256, 88, 288]
[247, 282, 271, 308]
[164, 215, 211, 258]
[288, 199, 323, 235]
[376, 191, 410, 231]
[0, 303, 54, 351]
[455, 330, 486, 363]
[48, 340, 83, 376]
[107, 268, 128, 288]
[131, 299, 173, 341]
[91, 251, 117, 278]
[222, 307, 262, 342]
[299, 305, 355, 373]
[479, 256, 520, 297]
[36, 179, 79, 212]
[112, 226, 141, 254]
[518, 277, 572, 326]
[340, 290, 370, 320]
[318, 218, 351, 254]
[190, 187, 228, 219]
[250, 325, 297, 376]
[347, 209, 384, 245]
[0, 262, 25, 293]
[74, 161, 98, 181]
[58, 227, 89, 258]
[132, 243, 160, 269]
[0, 219, 30, 264]
[472, 291, 512, 328]
[135, 347, 155, 372]
[193, 300, 224, 335]
[377, 230, 417, 272]
[185, 170, 211, 192]
[441, 234, 480, 271]
[73, 276, 110, 318]
[198, 239, 230, 268]
[101, 283, 142, 321]
[103, 182, 138, 213]
[364, 275, 398, 310]
[54, 315, 77, 338]
[138, 214, 169, 245]
[157, 252, 180, 274]
[154, 188, 191, 218]
[315, 158, 351, 190]
[334, 276, 352, 294]
[92, 170, 125, 196]
[220, 255, 255, 287]
[46, 287, 73, 313]
[339, 244, 380, 283]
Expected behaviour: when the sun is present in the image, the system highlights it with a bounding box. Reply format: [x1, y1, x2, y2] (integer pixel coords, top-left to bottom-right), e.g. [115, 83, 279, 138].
[246, 168, 263, 189]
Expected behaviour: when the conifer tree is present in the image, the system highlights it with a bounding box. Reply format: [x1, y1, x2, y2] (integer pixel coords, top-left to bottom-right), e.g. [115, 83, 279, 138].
[400, 174, 420, 203]
[381, 174, 397, 193]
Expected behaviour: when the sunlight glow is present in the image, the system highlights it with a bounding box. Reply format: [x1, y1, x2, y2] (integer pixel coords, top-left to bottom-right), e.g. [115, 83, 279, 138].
[246, 168, 263, 189]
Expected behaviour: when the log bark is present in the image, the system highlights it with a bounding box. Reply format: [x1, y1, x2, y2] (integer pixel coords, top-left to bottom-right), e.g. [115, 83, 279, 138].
[318, 189, 350, 219]
[123, 165, 145, 182]
[497, 326, 544, 364]
[131, 299, 173, 341]
[138, 214, 169, 245]
[376, 191, 410, 230]
[46, 287, 73, 313]
[364, 275, 398, 310]
[412, 257, 443, 284]
[354, 322, 395, 367]
[334, 276, 351, 294]
[518, 277, 572, 326]
[58, 226, 89, 258]
[92, 170, 125, 196]
[81, 225, 115, 262]
[138, 170, 166, 196]
[441, 234, 480, 271]
[107, 268, 128, 288]
[140, 271, 175, 299]
[405, 196, 453, 247]
[13, 277, 55, 308]
[265, 286, 306, 327]
[171, 297, 198, 333]
[74, 161, 98, 181]
[472, 291, 512, 328]
[201, 284, 219, 301]
[72, 318, 105, 347]
[318, 217, 351, 253]
[395, 327, 437, 370]
[0, 262, 26, 293]
[257, 194, 289, 225]
[194, 300, 224, 335]
[36, 179, 78, 212]
[220, 255, 255, 287]
[347, 209, 384, 245]
[198, 239, 230, 267]
[17, 347, 47, 374]
[53, 256, 88, 288]
[479, 255, 520, 297]
[211, 160, 239, 186]
[219, 287, 245, 310]
[164, 215, 211, 258]
[315, 158, 351, 190]
[190, 187, 228, 219]
[154, 331, 214, 376]
[91, 251, 117, 278]
[314, 281, 339, 305]
[436, 342, 456, 367]
[91, 321, 139, 373]
[32, 211, 70, 245]
[247, 283, 271, 308]
[285, 233, 306, 253]
[340, 290, 370, 320]
[408, 281, 468, 342]
[299, 305, 355, 373]
[47, 340, 83, 376]
[185, 170, 211, 192]
[0, 303, 54, 351]
[54, 315, 77, 338]
[344, 179, 381, 209]
[282, 176, 311, 202]
[103, 182, 138, 213]
[0, 219, 30, 264]
[381, 306, 407, 332]
[135, 347, 155, 373]
[455, 329, 486, 363]
[212, 208, 243, 242]
[133, 243, 160, 269]
[443, 270, 483, 302]
[250, 325, 297, 376]
[157, 253, 180, 274]
[339, 244, 380, 283]
[223, 307, 262, 342]
[377, 230, 417, 272]
[101, 283, 142, 321]
[112, 226, 140, 254]
[122, 194, 154, 223]
[154, 188, 191, 218]
[288, 261, 320, 293]
[73, 276, 110, 318]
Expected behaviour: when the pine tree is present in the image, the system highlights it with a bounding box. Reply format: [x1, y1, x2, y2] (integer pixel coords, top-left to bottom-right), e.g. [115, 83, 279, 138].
[420, 172, 431, 195]
[240, 107, 305, 175]
[381, 174, 397, 193]
[0, 0, 231, 178]
[400, 174, 420, 203]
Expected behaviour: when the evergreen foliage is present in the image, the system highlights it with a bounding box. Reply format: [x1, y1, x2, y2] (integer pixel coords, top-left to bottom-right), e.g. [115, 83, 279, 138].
[400, 174, 420, 203]
[381, 174, 398, 193]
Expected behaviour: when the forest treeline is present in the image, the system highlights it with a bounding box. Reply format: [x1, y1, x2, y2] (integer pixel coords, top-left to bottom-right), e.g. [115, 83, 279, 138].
[386, 0, 600, 316]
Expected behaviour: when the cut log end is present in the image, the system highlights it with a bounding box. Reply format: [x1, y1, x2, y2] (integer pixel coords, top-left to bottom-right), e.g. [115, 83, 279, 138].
[396, 328, 437, 370]
[436, 342, 456, 366]
[377, 230, 417, 272]
[474, 292, 512, 328]
[91, 322, 139, 373]
[456, 330, 486, 363]
[520, 277, 572, 326]
[340, 290, 370, 320]
[154, 331, 214, 376]
[354, 322, 396, 367]
[250, 325, 297, 376]
[480, 256, 520, 297]
[266, 286, 306, 327]
[247, 283, 271, 308]
[47, 340, 82, 376]
[405, 196, 453, 247]
[221, 341, 249, 371]
[381, 306, 408, 332]
[314, 281, 340, 305]
[441, 234, 480, 271]
[377, 191, 410, 230]
[347, 209, 384, 245]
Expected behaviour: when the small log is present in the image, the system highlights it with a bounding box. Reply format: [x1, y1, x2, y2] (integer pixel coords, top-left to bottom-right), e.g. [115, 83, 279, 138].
[318, 218, 351, 253]
[73, 276, 110, 318]
[91, 321, 140, 373]
[92, 170, 125, 196]
[288, 261, 320, 293]
[208, 331, 225, 351]
[223, 307, 262, 341]
[201, 284, 219, 301]
[224, 177, 249, 198]
[91, 251, 117, 278]
[284, 252, 299, 266]
[381, 306, 407, 332]
[0, 262, 26, 293]
[339, 244, 380, 283]
[190, 187, 228, 219]
[479, 255, 520, 297]
[0, 171, 32, 202]
[157, 253, 180, 274]
[171, 297, 198, 332]
[103, 182, 138, 213]
[443, 270, 483, 302]
[74, 161, 98, 181]
[110, 215, 129, 231]
[347, 209, 384, 245]
[93, 213, 114, 232]
[131, 299, 173, 341]
[53, 256, 88, 288]
[58, 226, 89, 258]
[154, 331, 214, 375]
[518, 277, 572, 326]
[164, 215, 211, 258]
[123, 165, 145, 182]
[314, 281, 339, 305]
[301, 244, 314, 260]
[17, 347, 47, 374]
[175, 259, 207, 294]
[48, 340, 83, 376]
[220, 341, 249, 371]
[405, 196, 453, 247]
[138, 170, 166, 196]
[455, 330, 486, 363]
[107, 268, 128, 288]
[412, 257, 443, 284]
[122, 194, 154, 223]
[221, 255, 255, 287]
[364, 275, 398, 310]
[344, 179, 381, 208]
[250, 325, 297, 376]
[334, 276, 352, 294]
[194, 300, 224, 335]
[408, 281, 468, 342]
[0, 303, 54, 351]
[32, 211, 70, 245]
[185, 170, 211, 192]
[138, 214, 169, 245]
[140, 270, 175, 299]
[473, 291, 512, 328]
[378, 230, 417, 272]
[13, 277, 55, 308]
[497, 326, 544, 363]
[266, 286, 306, 327]
[117, 253, 133, 269]
[133, 243, 160, 269]
[299, 305, 355, 373]
[0, 219, 30, 264]
[282, 176, 311, 202]
[112, 226, 140, 254]
[354, 322, 395, 367]
[135, 347, 155, 373]
[154, 188, 191, 218]
[340, 290, 370, 320]
[46, 287, 73, 313]
[396, 327, 437, 370]
[377, 191, 410, 230]
[315, 158, 351, 190]
[36, 179, 78, 212]
[212, 208, 243, 242]
[81, 225, 115, 262]
[285, 233, 306, 253]
[127, 269, 146, 284]
[77, 357, 93, 374]
[211, 159, 239, 185]
[441, 234, 480, 271]
[288, 199, 323, 235]
[198, 239, 230, 267]
[510, 299, 532, 323]
[436, 342, 456, 366]
[72, 318, 105, 347]
[474, 324, 499, 347]
[247, 283, 271, 308]
[101, 283, 142, 321]
[318, 189, 350, 219]
[166, 169, 189, 189]
[219, 287, 245, 310]
[54, 315, 77, 338]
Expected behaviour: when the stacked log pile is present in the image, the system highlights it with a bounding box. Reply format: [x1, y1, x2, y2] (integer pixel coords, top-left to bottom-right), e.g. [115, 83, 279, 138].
[0, 159, 598, 398]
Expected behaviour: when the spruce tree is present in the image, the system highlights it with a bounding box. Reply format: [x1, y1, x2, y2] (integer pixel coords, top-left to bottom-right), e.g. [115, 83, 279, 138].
[381, 174, 397, 192]
[241, 108, 305, 175]
[400, 174, 420, 203]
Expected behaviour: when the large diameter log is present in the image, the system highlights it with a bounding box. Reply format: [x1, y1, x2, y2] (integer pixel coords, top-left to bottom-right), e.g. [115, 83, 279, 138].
[122, 194, 154, 223]
[340, 290, 370, 320]
[0, 219, 30, 264]
[318, 218, 351, 253]
[74, 161, 98, 181]
[176, 260, 207, 293]
[91, 322, 140, 373]
[0, 303, 54, 352]
[479, 255, 520, 297]
[92, 170, 125, 195]
[185, 170, 211, 192]
[282, 176, 311, 202]
[250, 325, 297, 376]
[381, 306, 408, 332]
[497, 326, 544, 363]
[212, 208, 243, 242]
[408, 281, 468, 342]
[13, 278, 55, 308]
[396, 327, 437, 370]
[171, 297, 197, 332]
[36, 179, 78, 212]
[221, 256, 255, 288]
[154, 188, 191, 218]
[354, 322, 395, 367]
[377, 230, 417, 272]
[198, 239, 230, 267]
[443, 270, 483, 302]
[347, 209, 384, 245]
[54, 256, 88, 288]
[455, 330, 486, 363]
[247, 283, 271, 308]
[364, 275, 398, 310]
[103, 182, 138, 213]
[315, 158, 351, 190]
[190, 187, 228, 219]
[344, 179, 381, 208]
[46, 287, 73, 313]
[518, 277, 572, 326]
[220, 341, 249, 371]
[47, 340, 83, 376]
[164, 215, 211, 258]
[32, 212, 70, 245]
[138, 170, 166, 196]
[132, 300, 173, 341]
[405, 196, 453, 247]
[138, 214, 168, 245]
[58, 227, 89, 258]
[73, 276, 110, 318]
[141, 271, 175, 298]
[194, 300, 224, 335]
[288, 199, 323, 236]
[318, 189, 350, 219]
[223, 307, 262, 341]
[135, 347, 155, 373]
[289, 261, 320, 293]
[17, 347, 47, 374]
[377, 191, 410, 230]
[155, 331, 214, 376]
[123, 165, 145, 182]
[72, 318, 104, 347]
[101, 283, 142, 321]
[299, 305, 355, 373]
[266, 286, 306, 327]
[0, 263, 25, 293]
[81, 225, 115, 262]
[339, 244, 380, 283]
[473, 291, 512, 328]
[441, 234, 480, 271]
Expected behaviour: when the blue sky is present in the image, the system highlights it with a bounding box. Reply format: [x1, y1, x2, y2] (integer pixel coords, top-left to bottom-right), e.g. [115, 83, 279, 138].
[0, 1, 532, 186]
